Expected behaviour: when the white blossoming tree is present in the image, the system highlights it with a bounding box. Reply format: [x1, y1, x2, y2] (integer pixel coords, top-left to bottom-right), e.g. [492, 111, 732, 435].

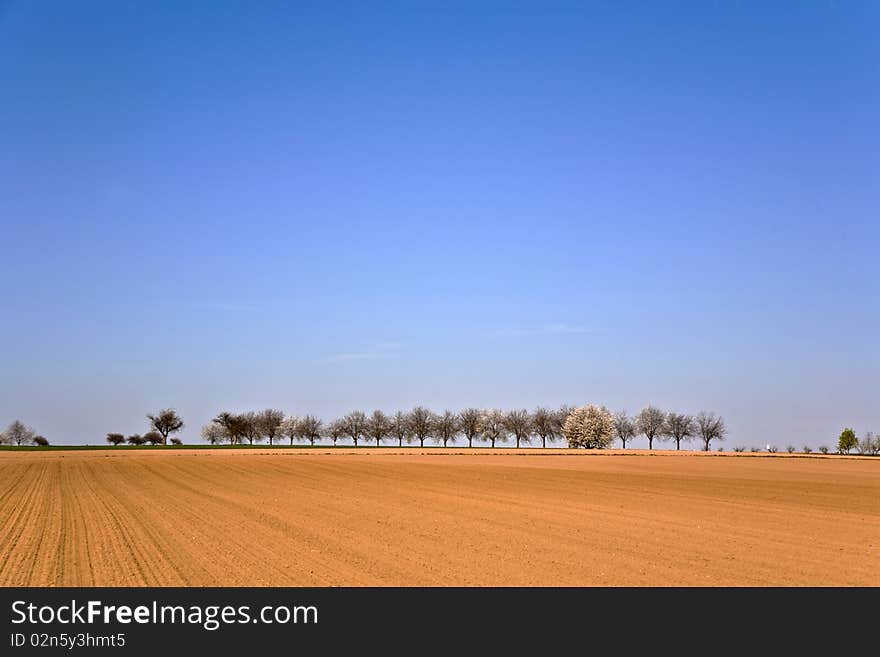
[563, 405, 615, 449]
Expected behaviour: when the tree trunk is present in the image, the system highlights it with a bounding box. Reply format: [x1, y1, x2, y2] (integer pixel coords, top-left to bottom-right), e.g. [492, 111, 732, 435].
[398, 437, 403, 447]
[468, 437, 473, 448]
[516, 436, 521, 448]
[491, 438, 495, 448]
[676, 439, 681, 450]
[419, 437, 424, 447]
[648, 436, 653, 450]
[542, 436, 546, 448]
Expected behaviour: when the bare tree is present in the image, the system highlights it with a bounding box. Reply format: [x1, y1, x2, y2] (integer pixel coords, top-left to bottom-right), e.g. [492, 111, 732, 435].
[408, 407, 436, 448]
[613, 411, 637, 449]
[389, 411, 410, 447]
[532, 407, 559, 448]
[201, 424, 225, 445]
[365, 410, 392, 447]
[434, 410, 459, 447]
[146, 409, 184, 445]
[479, 409, 506, 448]
[636, 406, 667, 450]
[504, 409, 532, 448]
[32, 435, 49, 446]
[127, 434, 146, 445]
[554, 405, 573, 439]
[4, 420, 35, 446]
[695, 411, 726, 451]
[237, 412, 262, 445]
[279, 415, 299, 445]
[212, 412, 246, 445]
[858, 431, 877, 455]
[664, 412, 695, 451]
[256, 409, 285, 446]
[563, 405, 614, 449]
[342, 411, 366, 447]
[326, 418, 345, 446]
[106, 432, 126, 446]
[458, 408, 482, 448]
[296, 415, 323, 446]
[143, 431, 164, 445]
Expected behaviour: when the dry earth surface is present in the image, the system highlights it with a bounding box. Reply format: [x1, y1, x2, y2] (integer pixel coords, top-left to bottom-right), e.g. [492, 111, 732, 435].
[1, 448, 877, 586]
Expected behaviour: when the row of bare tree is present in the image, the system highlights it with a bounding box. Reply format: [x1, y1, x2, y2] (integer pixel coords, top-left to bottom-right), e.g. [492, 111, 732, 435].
[0, 420, 49, 446]
[193, 405, 729, 451]
[106, 409, 186, 446]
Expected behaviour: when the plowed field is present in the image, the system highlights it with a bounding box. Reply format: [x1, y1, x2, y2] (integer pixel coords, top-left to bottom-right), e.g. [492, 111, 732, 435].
[1, 449, 877, 586]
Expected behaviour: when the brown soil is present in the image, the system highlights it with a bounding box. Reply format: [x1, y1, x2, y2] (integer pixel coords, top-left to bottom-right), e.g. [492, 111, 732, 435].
[1, 449, 877, 586]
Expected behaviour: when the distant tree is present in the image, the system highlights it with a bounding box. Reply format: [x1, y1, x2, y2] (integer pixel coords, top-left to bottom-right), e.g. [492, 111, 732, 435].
[434, 410, 459, 447]
[408, 407, 436, 448]
[296, 415, 323, 446]
[767, 445, 778, 453]
[279, 415, 299, 445]
[239, 412, 262, 445]
[212, 412, 246, 445]
[555, 405, 573, 438]
[106, 433, 125, 446]
[612, 411, 637, 449]
[127, 434, 146, 446]
[201, 423, 226, 445]
[532, 407, 559, 448]
[503, 410, 532, 448]
[695, 411, 726, 451]
[143, 431, 164, 445]
[786, 445, 795, 454]
[479, 409, 507, 448]
[256, 409, 285, 446]
[389, 411, 410, 447]
[636, 407, 667, 450]
[458, 408, 482, 448]
[664, 413, 695, 451]
[857, 431, 876, 455]
[146, 409, 184, 445]
[170, 437, 182, 445]
[818, 445, 829, 454]
[4, 420, 35, 446]
[733, 446, 745, 452]
[32, 435, 49, 446]
[563, 405, 614, 449]
[365, 410, 392, 447]
[342, 411, 367, 447]
[838, 428, 857, 455]
[326, 418, 346, 446]
[802, 445, 812, 454]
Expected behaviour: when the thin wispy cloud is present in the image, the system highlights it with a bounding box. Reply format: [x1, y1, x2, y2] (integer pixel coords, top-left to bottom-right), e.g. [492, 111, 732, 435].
[191, 301, 262, 312]
[489, 324, 593, 338]
[326, 342, 404, 364]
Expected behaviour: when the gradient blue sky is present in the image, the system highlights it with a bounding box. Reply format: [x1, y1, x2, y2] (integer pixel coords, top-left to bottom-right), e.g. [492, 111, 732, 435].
[1, 1, 877, 447]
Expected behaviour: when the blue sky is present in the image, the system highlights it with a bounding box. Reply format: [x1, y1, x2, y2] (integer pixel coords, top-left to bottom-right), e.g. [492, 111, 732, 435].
[1, 1, 877, 447]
